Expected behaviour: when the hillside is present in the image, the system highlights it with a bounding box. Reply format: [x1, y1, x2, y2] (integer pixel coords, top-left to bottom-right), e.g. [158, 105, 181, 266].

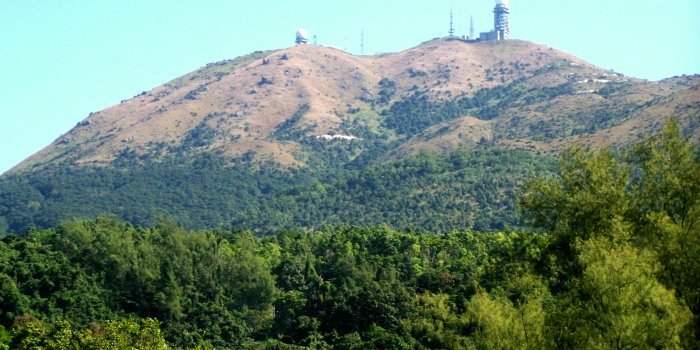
[11, 39, 699, 173]
[1, 38, 698, 234]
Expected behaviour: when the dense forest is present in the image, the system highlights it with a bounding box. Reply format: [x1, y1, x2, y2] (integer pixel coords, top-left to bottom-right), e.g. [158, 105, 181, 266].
[0, 148, 552, 235]
[0, 123, 698, 349]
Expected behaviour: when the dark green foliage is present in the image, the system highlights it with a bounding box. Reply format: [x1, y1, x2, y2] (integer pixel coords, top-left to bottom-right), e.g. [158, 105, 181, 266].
[184, 84, 208, 101]
[596, 81, 630, 97]
[0, 220, 549, 349]
[380, 79, 568, 136]
[376, 78, 397, 105]
[272, 105, 311, 141]
[181, 122, 218, 150]
[0, 218, 275, 348]
[382, 62, 648, 141]
[0, 148, 553, 235]
[382, 92, 469, 135]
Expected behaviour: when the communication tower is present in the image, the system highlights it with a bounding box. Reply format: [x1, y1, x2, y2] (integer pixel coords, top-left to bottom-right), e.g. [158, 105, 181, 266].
[469, 16, 475, 39]
[494, 0, 510, 40]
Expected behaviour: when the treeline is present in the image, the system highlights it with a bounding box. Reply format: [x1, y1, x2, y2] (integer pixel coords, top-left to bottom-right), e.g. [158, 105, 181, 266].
[0, 123, 698, 349]
[0, 148, 551, 235]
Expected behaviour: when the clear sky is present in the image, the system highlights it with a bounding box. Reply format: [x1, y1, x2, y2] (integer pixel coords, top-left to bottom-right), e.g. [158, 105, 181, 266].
[1, 0, 699, 174]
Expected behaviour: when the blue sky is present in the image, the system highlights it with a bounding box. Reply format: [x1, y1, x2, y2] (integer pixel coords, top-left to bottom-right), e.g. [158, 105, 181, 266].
[1, 0, 699, 174]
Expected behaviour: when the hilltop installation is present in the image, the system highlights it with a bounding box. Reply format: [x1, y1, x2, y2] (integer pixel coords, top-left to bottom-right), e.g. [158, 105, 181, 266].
[481, 0, 511, 40]
[459, 0, 511, 42]
[295, 28, 309, 45]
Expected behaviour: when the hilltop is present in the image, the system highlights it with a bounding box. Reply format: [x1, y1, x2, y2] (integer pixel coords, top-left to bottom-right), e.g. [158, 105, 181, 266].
[12, 39, 699, 173]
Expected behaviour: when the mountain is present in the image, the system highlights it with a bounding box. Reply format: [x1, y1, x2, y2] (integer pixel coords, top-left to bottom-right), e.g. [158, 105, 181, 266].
[12, 38, 700, 172]
[1, 38, 698, 233]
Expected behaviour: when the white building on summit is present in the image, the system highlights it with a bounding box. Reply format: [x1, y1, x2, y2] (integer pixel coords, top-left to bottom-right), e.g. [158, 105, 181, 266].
[479, 0, 511, 41]
[494, 0, 511, 39]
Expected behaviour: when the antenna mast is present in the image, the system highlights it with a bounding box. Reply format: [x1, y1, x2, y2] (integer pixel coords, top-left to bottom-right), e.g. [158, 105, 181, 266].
[469, 16, 475, 39]
[361, 29, 365, 55]
[449, 9, 455, 37]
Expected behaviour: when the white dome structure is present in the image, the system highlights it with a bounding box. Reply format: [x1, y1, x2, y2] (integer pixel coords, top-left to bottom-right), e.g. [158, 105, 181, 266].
[295, 28, 309, 45]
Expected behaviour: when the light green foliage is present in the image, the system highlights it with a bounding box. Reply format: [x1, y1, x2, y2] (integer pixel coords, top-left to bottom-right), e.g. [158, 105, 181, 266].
[520, 121, 698, 347]
[0, 325, 10, 350]
[628, 122, 700, 235]
[627, 123, 700, 341]
[519, 147, 631, 288]
[401, 293, 472, 349]
[467, 275, 548, 350]
[78, 318, 168, 350]
[573, 237, 691, 349]
[520, 147, 629, 242]
[9, 317, 168, 350]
